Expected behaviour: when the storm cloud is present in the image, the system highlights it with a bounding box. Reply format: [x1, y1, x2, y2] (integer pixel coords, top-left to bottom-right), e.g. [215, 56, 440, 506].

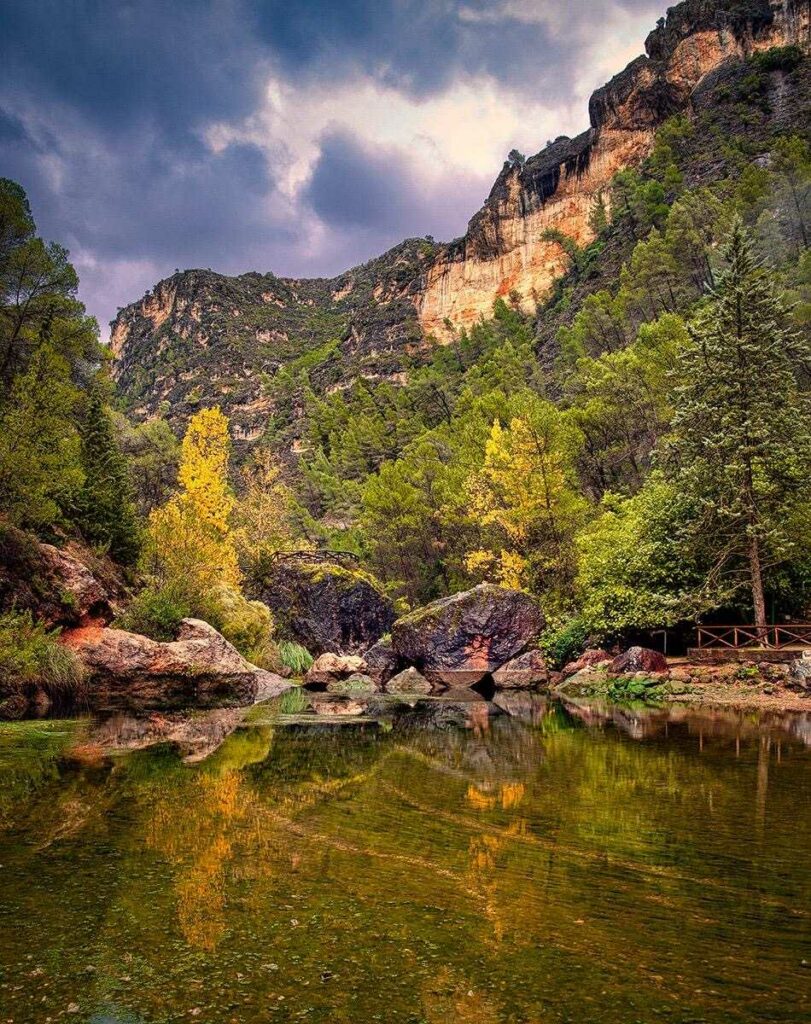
[0, 0, 662, 335]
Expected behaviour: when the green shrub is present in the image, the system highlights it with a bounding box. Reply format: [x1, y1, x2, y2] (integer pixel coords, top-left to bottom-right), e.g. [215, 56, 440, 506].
[540, 618, 589, 669]
[278, 640, 314, 676]
[0, 610, 85, 700]
[119, 585, 191, 641]
[753, 45, 804, 73]
[211, 585, 274, 656]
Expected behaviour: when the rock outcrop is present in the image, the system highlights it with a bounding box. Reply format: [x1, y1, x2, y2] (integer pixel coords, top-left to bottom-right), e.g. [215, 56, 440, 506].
[64, 618, 289, 712]
[391, 583, 544, 687]
[254, 553, 395, 656]
[418, 0, 810, 337]
[0, 525, 125, 627]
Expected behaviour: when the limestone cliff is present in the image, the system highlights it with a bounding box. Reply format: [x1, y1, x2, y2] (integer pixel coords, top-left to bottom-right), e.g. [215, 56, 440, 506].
[418, 0, 811, 337]
[111, 0, 810, 435]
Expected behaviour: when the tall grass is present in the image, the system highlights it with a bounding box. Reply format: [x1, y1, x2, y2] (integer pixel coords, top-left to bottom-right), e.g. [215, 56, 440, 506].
[278, 640, 314, 676]
[0, 610, 85, 703]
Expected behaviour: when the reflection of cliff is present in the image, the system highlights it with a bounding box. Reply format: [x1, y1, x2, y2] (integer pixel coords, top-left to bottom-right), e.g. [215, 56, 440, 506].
[418, 0, 811, 337]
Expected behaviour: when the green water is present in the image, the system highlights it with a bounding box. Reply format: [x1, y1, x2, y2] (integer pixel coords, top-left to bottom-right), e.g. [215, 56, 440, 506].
[0, 700, 809, 1023]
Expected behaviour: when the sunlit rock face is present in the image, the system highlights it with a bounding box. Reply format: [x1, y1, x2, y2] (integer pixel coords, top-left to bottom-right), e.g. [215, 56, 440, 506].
[418, 0, 810, 339]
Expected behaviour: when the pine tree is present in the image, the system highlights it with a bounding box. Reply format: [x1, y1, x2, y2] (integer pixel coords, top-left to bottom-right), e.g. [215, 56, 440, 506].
[667, 220, 811, 628]
[74, 380, 141, 564]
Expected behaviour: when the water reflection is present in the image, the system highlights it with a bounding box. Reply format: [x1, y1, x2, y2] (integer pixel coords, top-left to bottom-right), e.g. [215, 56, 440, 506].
[0, 702, 808, 1023]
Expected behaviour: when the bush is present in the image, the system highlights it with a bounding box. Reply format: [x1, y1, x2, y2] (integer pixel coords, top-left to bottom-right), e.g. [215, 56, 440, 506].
[752, 46, 804, 73]
[540, 618, 589, 669]
[0, 610, 84, 700]
[278, 640, 314, 676]
[119, 585, 191, 641]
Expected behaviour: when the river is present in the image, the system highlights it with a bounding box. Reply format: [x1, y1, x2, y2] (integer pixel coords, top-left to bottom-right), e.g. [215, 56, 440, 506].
[0, 698, 809, 1023]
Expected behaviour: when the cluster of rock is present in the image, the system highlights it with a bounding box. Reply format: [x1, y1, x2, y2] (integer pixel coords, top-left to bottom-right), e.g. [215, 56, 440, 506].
[300, 584, 548, 703]
[560, 644, 811, 699]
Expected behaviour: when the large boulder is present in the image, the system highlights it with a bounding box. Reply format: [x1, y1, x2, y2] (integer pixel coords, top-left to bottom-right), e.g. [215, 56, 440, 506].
[609, 646, 668, 675]
[391, 584, 544, 687]
[492, 650, 549, 690]
[64, 618, 289, 712]
[253, 553, 394, 655]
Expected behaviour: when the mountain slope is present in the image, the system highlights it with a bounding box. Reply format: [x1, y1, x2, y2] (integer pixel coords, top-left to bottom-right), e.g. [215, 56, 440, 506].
[111, 0, 811, 441]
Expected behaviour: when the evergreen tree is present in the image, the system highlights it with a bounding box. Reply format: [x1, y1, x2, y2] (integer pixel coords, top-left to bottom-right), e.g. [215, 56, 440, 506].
[666, 220, 811, 628]
[74, 380, 141, 564]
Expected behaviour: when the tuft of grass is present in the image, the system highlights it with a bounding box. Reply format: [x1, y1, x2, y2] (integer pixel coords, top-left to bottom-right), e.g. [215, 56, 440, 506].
[0, 610, 85, 703]
[278, 640, 314, 676]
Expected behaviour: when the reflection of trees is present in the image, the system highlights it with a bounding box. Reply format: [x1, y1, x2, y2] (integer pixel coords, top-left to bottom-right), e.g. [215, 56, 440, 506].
[2, 706, 809, 1023]
[145, 728, 273, 951]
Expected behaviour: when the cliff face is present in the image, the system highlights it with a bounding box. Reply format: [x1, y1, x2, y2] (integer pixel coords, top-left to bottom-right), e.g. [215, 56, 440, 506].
[111, 0, 810, 434]
[417, 0, 811, 338]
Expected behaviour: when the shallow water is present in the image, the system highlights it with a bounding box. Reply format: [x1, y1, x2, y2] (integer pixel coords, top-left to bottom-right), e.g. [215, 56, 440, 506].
[0, 700, 809, 1023]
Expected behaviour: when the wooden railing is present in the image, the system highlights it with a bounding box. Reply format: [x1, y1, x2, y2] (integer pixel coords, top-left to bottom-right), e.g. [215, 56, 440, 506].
[696, 624, 811, 650]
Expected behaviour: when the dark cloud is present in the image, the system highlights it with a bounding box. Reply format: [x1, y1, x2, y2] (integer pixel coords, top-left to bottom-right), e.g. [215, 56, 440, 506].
[305, 128, 484, 241]
[0, 0, 664, 333]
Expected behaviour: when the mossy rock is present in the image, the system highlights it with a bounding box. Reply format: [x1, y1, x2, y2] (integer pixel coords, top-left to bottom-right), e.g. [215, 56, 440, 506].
[254, 554, 394, 657]
[391, 584, 544, 684]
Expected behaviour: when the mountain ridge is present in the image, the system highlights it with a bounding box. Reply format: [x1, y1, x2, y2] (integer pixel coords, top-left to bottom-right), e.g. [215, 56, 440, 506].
[111, 0, 811, 439]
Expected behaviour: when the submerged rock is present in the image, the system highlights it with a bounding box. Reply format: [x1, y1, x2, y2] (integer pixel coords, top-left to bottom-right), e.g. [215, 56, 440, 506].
[326, 673, 379, 694]
[391, 584, 544, 687]
[492, 649, 549, 690]
[609, 646, 668, 675]
[64, 618, 289, 712]
[253, 553, 395, 655]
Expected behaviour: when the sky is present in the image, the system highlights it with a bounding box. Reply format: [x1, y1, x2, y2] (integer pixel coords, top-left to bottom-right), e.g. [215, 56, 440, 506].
[0, 0, 663, 338]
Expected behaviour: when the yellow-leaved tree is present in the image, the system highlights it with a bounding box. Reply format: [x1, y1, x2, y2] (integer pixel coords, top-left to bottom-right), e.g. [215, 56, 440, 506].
[465, 396, 588, 601]
[147, 406, 241, 595]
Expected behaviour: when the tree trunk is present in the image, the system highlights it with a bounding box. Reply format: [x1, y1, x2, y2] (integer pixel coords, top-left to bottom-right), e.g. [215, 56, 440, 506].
[749, 533, 768, 635]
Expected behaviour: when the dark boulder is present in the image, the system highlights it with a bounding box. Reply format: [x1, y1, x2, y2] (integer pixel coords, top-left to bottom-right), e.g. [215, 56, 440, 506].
[391, 584, 544, 687]
[609, 646, 668, 675]
[253, 553, 394, 656]
[363, 637, 402, 686]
